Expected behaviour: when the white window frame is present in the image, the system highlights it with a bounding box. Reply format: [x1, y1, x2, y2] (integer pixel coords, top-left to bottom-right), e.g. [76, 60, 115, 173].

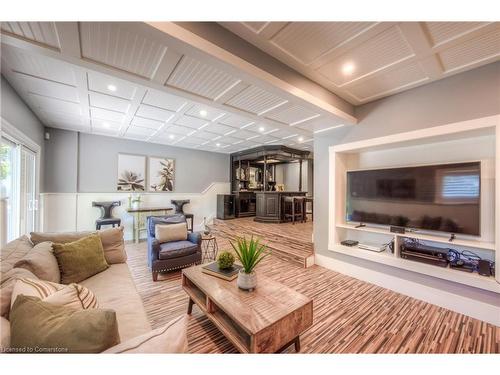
[0, 118, 42, 238]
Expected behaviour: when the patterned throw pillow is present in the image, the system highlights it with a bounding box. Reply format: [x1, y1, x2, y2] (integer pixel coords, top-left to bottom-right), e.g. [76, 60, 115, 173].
[10, 277, 98, 310]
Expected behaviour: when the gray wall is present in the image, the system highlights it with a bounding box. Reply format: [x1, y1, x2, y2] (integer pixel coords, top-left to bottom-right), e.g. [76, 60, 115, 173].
[1, 75, 46, 190]
[276, 160, 312, 193]
[314, 62, 500, 297]
[44, 128, 230, 193]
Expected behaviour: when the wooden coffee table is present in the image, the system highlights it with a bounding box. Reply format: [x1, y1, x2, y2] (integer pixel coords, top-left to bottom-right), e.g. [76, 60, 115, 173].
[182, 265, 313, 353]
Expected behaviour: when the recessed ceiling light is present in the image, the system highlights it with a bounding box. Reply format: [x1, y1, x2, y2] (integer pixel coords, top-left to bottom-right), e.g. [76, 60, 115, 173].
[199, 110, 208, 117]
[107, 84, 117, 92]
[259, 126, 265, 132]
[298, 137, 304, 142]
[216, 143, 221, 147]
[341, 62, 355, 75]
[102, 122, 110, 128]
[168, 134, 175, 140]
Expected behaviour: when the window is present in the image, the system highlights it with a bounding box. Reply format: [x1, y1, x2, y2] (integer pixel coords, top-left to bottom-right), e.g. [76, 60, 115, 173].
[0, 130, 39, 243]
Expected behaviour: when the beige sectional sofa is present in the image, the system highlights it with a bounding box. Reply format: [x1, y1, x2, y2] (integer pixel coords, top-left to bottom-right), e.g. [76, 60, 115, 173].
[0, 228, 187, 353]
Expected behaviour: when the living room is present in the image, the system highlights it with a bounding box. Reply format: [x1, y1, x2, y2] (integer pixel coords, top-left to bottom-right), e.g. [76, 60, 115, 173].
[1, 1, 499, 373]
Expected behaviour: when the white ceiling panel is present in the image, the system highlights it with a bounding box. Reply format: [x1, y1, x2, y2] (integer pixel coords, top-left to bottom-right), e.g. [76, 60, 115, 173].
[190, 130, 220, 140]
[1, 48, 76, 85]
[87, 71, 138, 100]
[167, 55, 240, 100]
[184, 104, 226, 121]
[221, 21, 500, 105]
[163, 124, 196, 136]
[89, 91, 131, 113]
[218, 114, 254, 128]
[174, 115, 209, 129]
[424, 22, 490, 47]
[1, 22, 60, 49]
[125, 125, 157, 137]
[347, 63, 429, 100]
[230, 129, 259, 140]
[295, 118, 341, 133]
[317, 26, 414, 86]
[225, 85, 288, 115]
[142, 90, 188, 112]
[439, 28, 500, 72]
[270, 22, 376, 65]
[80, 22, 168, 78]
[41, 111, 87, 127]
[267, 129, 299, 139]
[91, 118, 122, 131]
[242, 22, 269, 34]
[29, 93, 82, 116]
[265, 104, 320, 125]
[243, 122, 277, 134]
[16, 73, 80, 102]
[203, 123, 235, 135]
[136, 104, 175, 122]
[90, 107, 126, 123]
[131, 116, 164, 130]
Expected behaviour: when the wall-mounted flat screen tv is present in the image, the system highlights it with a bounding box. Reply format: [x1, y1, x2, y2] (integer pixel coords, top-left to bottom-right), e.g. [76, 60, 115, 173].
[346, 162, 481, 236]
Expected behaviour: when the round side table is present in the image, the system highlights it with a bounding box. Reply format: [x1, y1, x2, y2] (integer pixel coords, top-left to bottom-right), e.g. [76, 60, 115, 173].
[201, 235, 219, 263]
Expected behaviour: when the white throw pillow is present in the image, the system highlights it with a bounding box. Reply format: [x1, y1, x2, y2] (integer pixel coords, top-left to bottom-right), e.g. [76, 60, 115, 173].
[104, 315, 188, 353]
[10, 277, 98, 310]
[155, 223, 188, 244]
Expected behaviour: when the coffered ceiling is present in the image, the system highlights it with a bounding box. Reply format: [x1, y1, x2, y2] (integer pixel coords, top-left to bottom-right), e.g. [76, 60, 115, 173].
[1, 22, 346, 154]
[219, 22, 500, 104]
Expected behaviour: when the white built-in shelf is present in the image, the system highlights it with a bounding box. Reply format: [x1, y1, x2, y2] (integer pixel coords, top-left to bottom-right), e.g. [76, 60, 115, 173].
[336, 223, 496, 251]
[330, 244, 500, 293]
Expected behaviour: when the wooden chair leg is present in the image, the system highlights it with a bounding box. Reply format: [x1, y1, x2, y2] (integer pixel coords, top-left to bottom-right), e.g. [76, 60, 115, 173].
[152, 272, 158, 282]
[294, 337, 301, 352]
[187, 298, 194, 315]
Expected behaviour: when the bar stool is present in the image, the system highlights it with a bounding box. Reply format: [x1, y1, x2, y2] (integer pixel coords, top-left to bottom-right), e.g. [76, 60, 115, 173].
[282, 196, 305, 224]
[93, 201, 121, 230]
[304, 196, 314, 221]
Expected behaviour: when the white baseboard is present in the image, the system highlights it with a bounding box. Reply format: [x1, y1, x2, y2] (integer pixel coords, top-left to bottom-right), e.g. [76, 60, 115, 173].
[315, 253, 500, 326]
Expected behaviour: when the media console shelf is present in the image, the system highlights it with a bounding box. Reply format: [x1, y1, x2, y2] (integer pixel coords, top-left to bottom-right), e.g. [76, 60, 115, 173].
[328, 115, 500, 293]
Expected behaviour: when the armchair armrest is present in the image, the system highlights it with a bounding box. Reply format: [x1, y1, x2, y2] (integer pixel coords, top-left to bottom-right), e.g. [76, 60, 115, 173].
[147, 236, 161, 267]
[187, 231, 202, 246]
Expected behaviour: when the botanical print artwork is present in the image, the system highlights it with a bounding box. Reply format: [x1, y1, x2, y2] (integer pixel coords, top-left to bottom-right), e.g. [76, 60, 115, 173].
[117, 154, 146, 191]
[149, 157, 175, 192]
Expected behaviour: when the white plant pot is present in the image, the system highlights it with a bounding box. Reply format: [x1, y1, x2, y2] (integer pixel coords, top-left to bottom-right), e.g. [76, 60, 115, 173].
[237, 270, 257, 291]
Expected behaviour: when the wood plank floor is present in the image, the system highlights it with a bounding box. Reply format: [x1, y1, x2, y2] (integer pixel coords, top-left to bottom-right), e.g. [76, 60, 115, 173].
[211, 217, 314, 268]
[126, 219, 500, 354]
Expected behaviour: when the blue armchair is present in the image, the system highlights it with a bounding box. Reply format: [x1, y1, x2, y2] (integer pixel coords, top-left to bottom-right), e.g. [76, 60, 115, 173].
[147, 214, 202, 281]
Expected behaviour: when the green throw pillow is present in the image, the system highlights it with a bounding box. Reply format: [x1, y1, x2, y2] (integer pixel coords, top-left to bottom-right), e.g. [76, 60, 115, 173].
[52, 234, 109, 284]
[9, 295, 120, 353]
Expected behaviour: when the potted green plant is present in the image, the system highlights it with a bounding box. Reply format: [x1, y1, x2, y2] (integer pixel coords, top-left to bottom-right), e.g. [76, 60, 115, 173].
[230, 236, 270, 291]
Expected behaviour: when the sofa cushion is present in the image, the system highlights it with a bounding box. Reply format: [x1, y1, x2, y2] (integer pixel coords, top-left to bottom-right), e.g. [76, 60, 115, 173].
[30, 227, 127, 265]
[11, 278, 98, 310]
[0, 268, 38, 318]
[1, 316, 10, 352]
[155, 222, 188, 244]
[52, 234, 109, 284]
[104, 315, 188, 353]
[13, 241, 60, 283]
[0, 236, 33, 275]
[10, 295, 119, 353]
[159, 241, 198, 260]
[98, 226, 127, 264]
[79, 263, 151, 341]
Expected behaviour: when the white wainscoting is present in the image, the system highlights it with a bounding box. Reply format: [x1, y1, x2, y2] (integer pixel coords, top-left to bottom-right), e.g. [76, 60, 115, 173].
[40, 182, 230, 241]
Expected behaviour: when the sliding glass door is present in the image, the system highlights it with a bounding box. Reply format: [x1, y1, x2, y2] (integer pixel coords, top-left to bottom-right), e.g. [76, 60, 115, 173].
[0, 134, 38, 243]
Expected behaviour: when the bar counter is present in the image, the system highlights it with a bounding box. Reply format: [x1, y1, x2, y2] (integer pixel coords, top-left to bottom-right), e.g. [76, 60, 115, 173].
[254, 191, 307, 223]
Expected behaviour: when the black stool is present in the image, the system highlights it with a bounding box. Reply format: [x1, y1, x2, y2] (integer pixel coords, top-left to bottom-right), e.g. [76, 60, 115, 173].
[282, 196, 305, 224]
[171, 199, 194, 232]
[93, 201, 121, 230]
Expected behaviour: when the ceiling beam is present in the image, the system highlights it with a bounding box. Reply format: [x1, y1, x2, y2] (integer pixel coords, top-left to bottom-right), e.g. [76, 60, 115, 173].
[147, 22, 358, 125]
